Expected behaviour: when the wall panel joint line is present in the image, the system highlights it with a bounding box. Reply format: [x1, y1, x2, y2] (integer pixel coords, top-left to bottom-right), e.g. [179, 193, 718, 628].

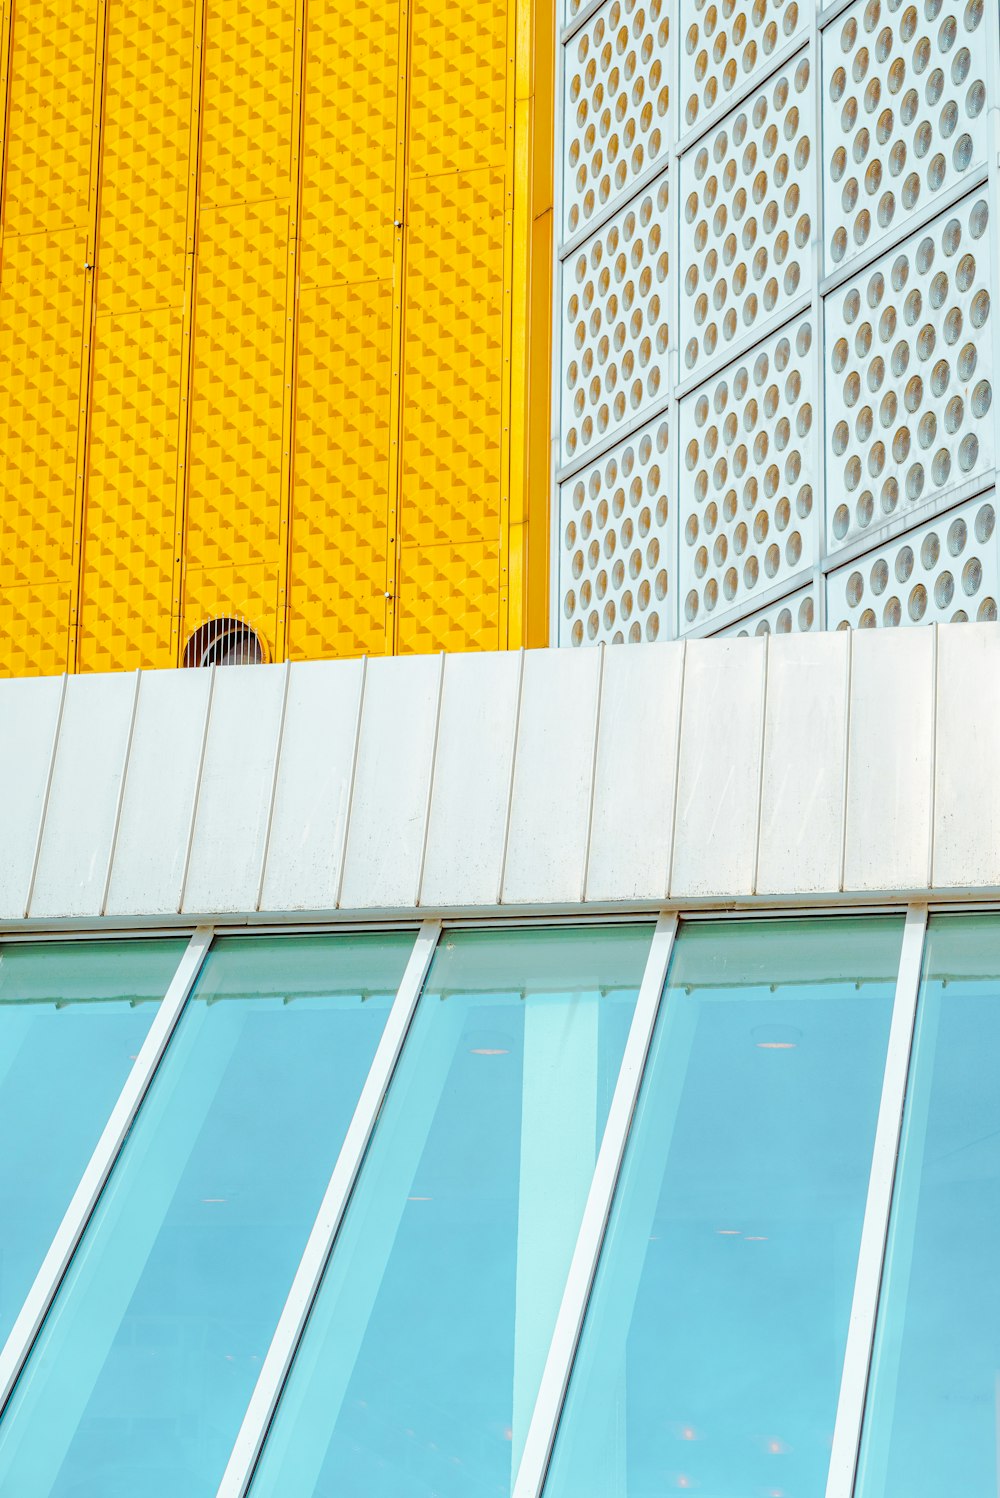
[0, 0, 14, 245]
[274, 0, 309, 661]
[68, 0, 112, 672]
[23, 673, 69, 918]
[171, 0, 208, 663]
[384, 0, 414, 655]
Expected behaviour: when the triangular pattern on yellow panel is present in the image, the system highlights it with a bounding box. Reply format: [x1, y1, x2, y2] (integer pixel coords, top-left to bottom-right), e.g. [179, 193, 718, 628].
[298, 0, 398, 289]
[0, 232, 85, 585]
[199, 0, 296, 208]
[288, 279, 394, 659]
[98, 0, 196, 316]
[0, 582, 72, 676]
[396, 541, 501, 653]
[400, 168, 505, 549]
[78, 309, 181, 671]
[408, 0, 507, 178]
[3, 0, 98, 235]
[186, 200, 288, 572]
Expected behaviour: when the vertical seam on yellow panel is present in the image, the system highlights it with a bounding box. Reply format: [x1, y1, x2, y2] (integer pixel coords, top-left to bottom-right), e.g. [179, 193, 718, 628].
[170, 0, 207, 665]
[498, 0, 519, 650]
[385, 0, 412, 656]
[0, 0, 14, 251]
[67, 0, 110, 673]
[274, 0, 308, 662]
[507, 0, 536, 650]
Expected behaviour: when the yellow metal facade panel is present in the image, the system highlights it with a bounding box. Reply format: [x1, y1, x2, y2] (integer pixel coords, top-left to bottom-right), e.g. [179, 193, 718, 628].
[297, 0, 398, 287]
[0, 0, 552, 673]
[182, 199, 288, 654]
[2, 0, 97, 234]
[95, 0, 194, 317]
[78, 309, 181, 671]
[0, 582, 73, 677]
[398, 168, 505, 551]
[182, 564, 278, 659]
[396, 541, 501, 653]
[408, 0, 507, 177]
[185, 201, 288, 571]
[0, 230, 86, 587]
[288, 280, 393, 659]
[199, 0, 296, 208]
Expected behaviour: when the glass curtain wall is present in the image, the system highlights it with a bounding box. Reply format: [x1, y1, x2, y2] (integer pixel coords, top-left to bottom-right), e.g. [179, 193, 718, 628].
[247, 923, 653, 1498]
[0, 932, 413, 1498]
[0, 940, 183, 1350]
[4, 911, 1000, 1497]
[856, 912, 1000, 1498]
[542, 916, 904, 1498]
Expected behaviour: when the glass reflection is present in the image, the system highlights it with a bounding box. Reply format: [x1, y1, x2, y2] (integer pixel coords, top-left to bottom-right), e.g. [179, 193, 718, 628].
[248, 923, 653, 1498]
[0, 939, 182, 1348]
[857, 913, 1000, 1497]
[544, 916, 903, 1498]
[0, 932, 412, 1498]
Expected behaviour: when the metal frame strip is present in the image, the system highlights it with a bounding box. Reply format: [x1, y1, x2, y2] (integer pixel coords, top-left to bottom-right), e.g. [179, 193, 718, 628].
[511, 908, 678, 1498]
[0, 923, 214, 1415]
[824, 901, 929, 1498]
[273, 0, 309, 662]
[67, 0, 111, 673]
[214, 917, 442, 1498]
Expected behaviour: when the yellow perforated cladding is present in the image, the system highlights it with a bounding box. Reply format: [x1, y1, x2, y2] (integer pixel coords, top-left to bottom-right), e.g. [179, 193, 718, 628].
[0, 0, 552, 675]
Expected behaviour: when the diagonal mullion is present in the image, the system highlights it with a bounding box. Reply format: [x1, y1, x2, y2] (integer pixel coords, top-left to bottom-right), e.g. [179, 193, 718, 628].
[824, 901, 929, 1498]
[512, 907, 678, 1498]
[215, 916, 442, 1498]
[0, 922, 215, 1416]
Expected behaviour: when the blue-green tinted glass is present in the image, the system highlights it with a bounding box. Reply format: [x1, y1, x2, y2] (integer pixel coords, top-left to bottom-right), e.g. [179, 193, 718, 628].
[544, 916, 903, 1498]
[0, 931, 412, 1498]
[0, 939, 181, 1348]
[249, 922, 653, 1498]
[856, 913, 1000, 1497]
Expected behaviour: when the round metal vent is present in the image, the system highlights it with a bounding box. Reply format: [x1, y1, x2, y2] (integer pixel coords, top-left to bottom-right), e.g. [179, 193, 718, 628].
[183, 617, 266, 667]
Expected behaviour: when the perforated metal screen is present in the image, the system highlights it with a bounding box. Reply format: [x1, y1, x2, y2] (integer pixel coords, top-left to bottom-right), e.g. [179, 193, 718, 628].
[554, 0, 1000, 641]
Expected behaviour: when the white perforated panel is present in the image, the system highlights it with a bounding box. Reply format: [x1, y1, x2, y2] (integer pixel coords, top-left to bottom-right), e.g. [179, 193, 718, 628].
[825, 194, 993, 554]
[679, 313, 818, 630]
[680, 53, 816, 373]
[563, 0, 671, 239]
[722, 583, 818, 634]
[556, 0, 998, 650]
[561, 172, 670, 466]
[558, 412, 670, 643]
[823, 0, 989, 275]
[827, 490, 998, 627]
[681, 0, 809, 136]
